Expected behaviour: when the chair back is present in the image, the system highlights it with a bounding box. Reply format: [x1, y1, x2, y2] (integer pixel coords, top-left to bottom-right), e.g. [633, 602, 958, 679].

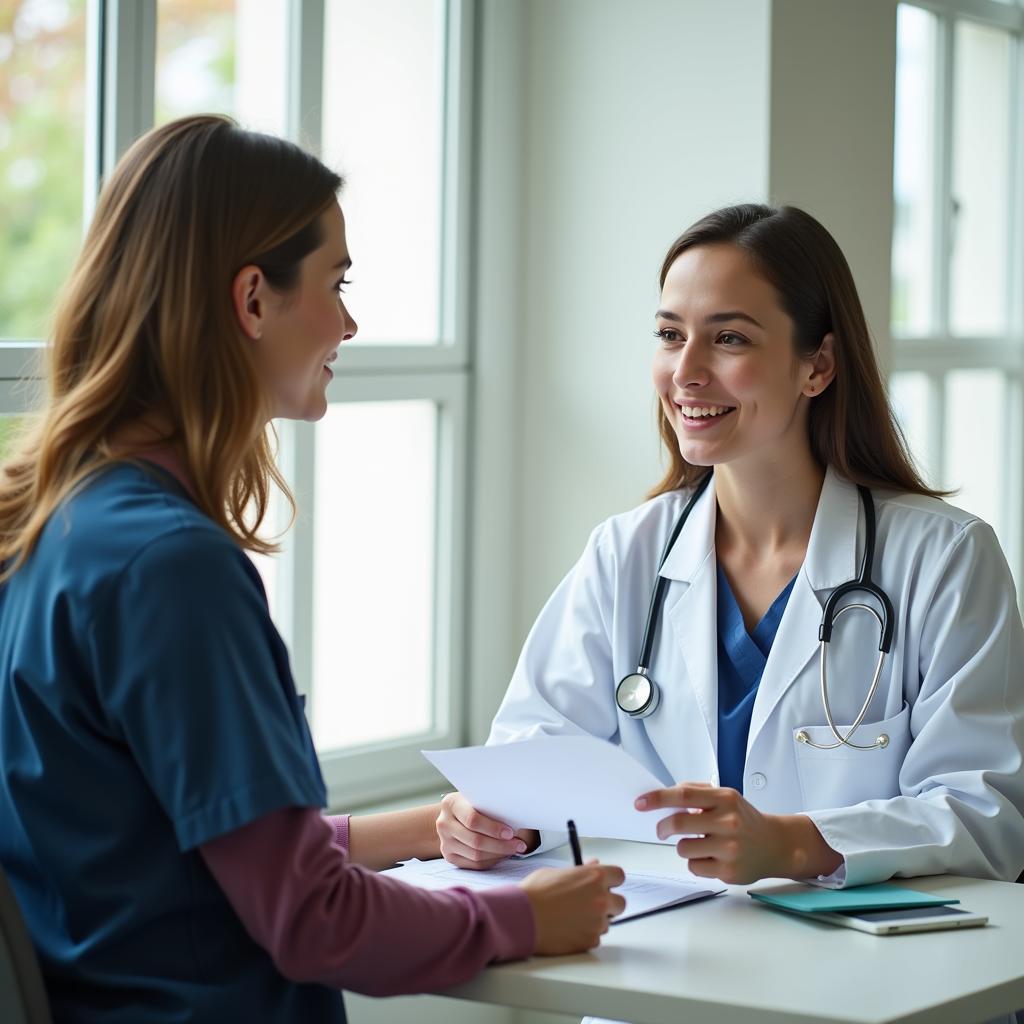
[0, 864, 52, 1024]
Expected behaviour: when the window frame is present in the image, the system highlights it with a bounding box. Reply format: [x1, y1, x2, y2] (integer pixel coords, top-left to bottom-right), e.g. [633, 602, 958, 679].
[892, 0, 1024, 587]
[0, 0, 478, 809]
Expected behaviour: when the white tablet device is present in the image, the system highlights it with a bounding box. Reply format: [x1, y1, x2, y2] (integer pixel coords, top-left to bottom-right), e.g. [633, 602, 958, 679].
[814, 904, 988, 935]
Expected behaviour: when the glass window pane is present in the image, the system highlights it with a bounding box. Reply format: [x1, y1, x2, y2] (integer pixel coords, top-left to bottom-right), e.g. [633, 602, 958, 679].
[889, 371, 933, 485]
[891, 5, 936, 338]
[950, 20, 1010, 336]
[322, 0, 445, 346]
[0, 0, 88, 339]
[155, 0, 288, 135]
[312, 401, 437, 750]
[944, 370, 1004, 545]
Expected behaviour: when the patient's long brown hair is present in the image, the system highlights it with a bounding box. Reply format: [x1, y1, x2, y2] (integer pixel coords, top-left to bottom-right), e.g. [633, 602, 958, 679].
[649, 204, 944, 500]
[0, 114, 343, 575]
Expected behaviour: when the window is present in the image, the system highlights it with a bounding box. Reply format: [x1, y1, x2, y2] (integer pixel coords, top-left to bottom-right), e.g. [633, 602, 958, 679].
[0, 0, 476, 808]
[890, 0, 1024, 587]
[311, 400, 438, 751]
[154, 0, 288, 134]
[321, 0, 446, 346]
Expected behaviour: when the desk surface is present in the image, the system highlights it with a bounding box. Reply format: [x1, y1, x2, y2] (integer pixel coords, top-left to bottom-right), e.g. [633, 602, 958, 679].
[442, 839, 1024, 1024]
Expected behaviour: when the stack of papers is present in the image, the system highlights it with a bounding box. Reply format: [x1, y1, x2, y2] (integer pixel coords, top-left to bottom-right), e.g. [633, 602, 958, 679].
[384, 855, 724, 923]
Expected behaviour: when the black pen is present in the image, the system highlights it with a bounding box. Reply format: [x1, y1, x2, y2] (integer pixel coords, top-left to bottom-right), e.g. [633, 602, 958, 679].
[567, 819, 583, 866]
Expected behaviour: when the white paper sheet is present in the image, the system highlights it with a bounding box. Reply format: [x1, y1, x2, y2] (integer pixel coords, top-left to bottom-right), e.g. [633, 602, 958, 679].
[422, 735, 674, 843]
[382, 856, 723, 923]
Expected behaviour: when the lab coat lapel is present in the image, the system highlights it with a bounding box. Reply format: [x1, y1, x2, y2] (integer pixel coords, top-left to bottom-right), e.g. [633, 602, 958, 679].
[648, 475, 719, 780]
[746, 468, 861, 751]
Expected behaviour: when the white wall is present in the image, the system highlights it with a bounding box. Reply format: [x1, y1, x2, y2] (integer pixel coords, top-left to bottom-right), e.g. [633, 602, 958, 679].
[467, 0, 898, 742]
[515, 0, 771, 629]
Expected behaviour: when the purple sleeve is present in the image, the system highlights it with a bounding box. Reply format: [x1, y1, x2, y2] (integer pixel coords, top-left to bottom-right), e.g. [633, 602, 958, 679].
[199, 806, 535, 996]
[328, 813, 350, 851]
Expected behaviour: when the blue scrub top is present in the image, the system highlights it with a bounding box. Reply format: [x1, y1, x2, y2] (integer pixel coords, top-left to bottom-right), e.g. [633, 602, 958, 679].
[716, 564, 796, 793]
[0, 462, 346, 1023]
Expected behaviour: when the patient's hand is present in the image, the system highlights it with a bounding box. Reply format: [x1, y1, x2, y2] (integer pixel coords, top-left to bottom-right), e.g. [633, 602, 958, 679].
[521, 861, 626, 954]
[436, 792, 539, 869]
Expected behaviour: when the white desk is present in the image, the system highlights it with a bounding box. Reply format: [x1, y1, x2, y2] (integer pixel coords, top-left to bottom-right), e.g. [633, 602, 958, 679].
[441, 839, 1024, 1024]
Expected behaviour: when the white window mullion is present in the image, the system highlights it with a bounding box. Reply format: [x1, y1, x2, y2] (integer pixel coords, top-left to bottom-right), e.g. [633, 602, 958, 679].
[1007, 32, 1022, 335]
[927, 370, 947, 489]
[431, 373, 468, 750]
[83, 0, 105, 224]
[275, 0, 327, 707]
[275, 421, 317, 704]
[440, 0, 474, 365]
[333, 345, 469, 375]
[932, 11, 955, 337]
[1003, 372, 1023, 591]
[288, 0, 325, 155]
[1010, 30, 1024, 593]
[101, 0, 156, 175]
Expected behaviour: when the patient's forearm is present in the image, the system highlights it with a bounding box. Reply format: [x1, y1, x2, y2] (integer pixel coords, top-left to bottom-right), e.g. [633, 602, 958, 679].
[346, 803, 443, 870]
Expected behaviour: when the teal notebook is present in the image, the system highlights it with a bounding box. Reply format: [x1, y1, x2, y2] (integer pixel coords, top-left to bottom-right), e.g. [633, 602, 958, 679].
[749, 883, 959, 914]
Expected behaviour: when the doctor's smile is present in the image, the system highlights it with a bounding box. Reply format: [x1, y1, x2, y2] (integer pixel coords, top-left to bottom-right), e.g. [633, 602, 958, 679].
[675, 402, 736, 429]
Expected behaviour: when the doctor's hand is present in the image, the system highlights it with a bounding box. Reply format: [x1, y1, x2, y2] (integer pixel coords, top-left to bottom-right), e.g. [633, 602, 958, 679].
[436, 792, 540, 869]
[520, 861, 627, 954]
[635, 783, 843, 885]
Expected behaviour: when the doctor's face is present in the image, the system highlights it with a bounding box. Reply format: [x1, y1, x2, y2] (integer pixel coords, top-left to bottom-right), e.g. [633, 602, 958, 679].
[652, 243, 818, 473]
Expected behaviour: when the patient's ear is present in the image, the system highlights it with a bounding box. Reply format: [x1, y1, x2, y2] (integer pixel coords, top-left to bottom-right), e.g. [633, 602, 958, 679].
[232, 265, 268, 341]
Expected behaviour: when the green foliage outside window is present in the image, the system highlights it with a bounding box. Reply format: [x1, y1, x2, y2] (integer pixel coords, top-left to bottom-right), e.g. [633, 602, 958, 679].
[0, 0, 87, 340]
[156, 0, 236, 126]
[0, 0, 236, 342]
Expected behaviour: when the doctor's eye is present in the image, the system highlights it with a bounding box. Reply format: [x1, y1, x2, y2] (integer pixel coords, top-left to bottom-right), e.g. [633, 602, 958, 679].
[716, 332, 747, 347]
[334, 277, 353, 295]
[654, 328, 683, 344]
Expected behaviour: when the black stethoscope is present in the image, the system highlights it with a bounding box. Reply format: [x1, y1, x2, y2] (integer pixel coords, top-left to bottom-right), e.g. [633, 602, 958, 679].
[614, 473, 895, 750]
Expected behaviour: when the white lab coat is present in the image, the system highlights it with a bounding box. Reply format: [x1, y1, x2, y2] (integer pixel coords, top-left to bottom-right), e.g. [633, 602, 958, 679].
[488, 467, 1024, 887]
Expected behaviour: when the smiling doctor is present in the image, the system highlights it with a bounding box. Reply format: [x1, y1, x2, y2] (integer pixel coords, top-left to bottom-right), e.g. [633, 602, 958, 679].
[435, 203, 1024, 892]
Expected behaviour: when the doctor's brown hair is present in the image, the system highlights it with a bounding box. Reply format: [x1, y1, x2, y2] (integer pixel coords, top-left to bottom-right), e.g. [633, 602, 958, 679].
[0, 115, 343, 576]
[648, 204, 945, 500]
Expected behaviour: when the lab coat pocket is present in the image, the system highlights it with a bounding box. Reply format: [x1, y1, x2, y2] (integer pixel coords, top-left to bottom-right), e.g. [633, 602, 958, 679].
[793, 702, 911, 812]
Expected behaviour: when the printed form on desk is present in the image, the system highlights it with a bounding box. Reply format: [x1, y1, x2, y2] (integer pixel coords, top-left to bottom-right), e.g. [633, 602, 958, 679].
[382, 856, 724, 923]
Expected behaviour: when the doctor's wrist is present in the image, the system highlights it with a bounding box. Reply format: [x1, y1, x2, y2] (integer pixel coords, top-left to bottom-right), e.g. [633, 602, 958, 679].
[778, 814, 843, 880]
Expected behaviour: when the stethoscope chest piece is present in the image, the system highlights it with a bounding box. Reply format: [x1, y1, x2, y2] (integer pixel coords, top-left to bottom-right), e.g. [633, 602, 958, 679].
[617, 473, 713, 722]
[616, 671, 660, 718]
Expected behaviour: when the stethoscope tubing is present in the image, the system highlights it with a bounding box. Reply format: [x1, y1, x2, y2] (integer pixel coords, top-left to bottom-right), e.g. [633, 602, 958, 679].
[819, 486, 895, 654]
[635, 471, 713, 672]
[617, 475, 896, 751]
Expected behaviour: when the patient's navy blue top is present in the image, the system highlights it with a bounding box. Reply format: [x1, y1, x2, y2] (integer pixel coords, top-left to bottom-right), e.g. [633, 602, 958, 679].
[716, 564, 796, 793]
[0, 462, 345, 1023]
